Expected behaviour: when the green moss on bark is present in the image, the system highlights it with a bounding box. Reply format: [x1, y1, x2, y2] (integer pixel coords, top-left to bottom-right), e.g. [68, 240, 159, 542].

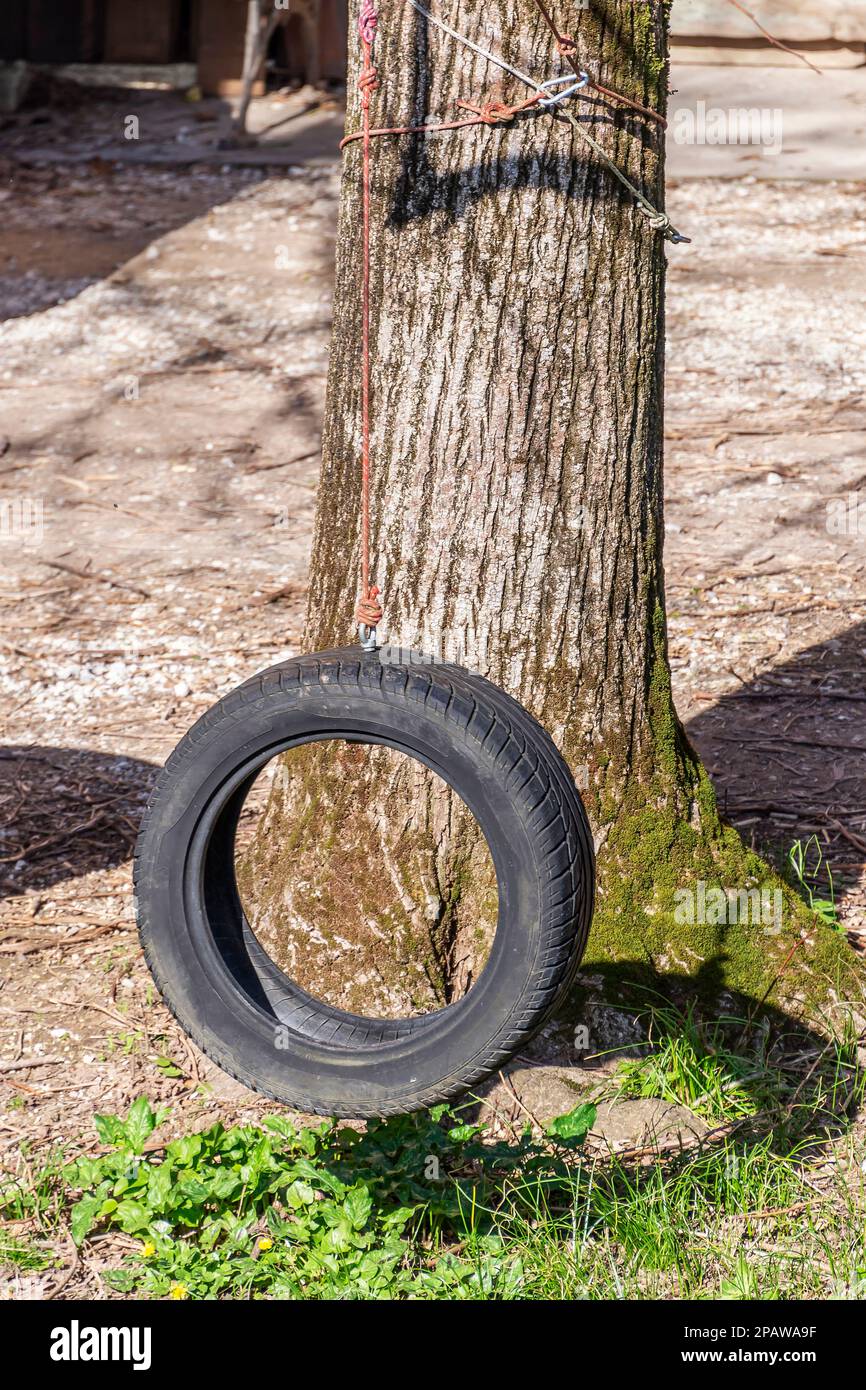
[585, 608, 861, 1021]
[238, 742, 498, 1017]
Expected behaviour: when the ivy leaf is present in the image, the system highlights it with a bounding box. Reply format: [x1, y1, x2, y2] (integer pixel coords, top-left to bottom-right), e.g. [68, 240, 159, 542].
[124, 1098, 158, 1154]
[93, 1112, 126, 1148]
[544, 1103, 597, 1143]
[343, 1185, 373, 1230]
[71, 1195, 105, 1245]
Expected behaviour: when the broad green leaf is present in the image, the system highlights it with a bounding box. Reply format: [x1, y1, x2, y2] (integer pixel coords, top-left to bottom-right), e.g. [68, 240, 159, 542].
[115, 1199, 152, 1233]
[286, 1179, 317, 1208]
[544, 1102, 597, 1142]
[124, 1098, 158, 1153]
[209, 1167, 243, 1200]
[262, 1115, 299, 1143]
[154, 1055, 184, 1078]
[168, 1134, 203, 1166]
[447, 1124, 483, 1143]
[146, 1162, 174, 1208]
[291, 1157, 341, 1192]
[176, 1176, 209, 1203]
[70, 1195, 104, 1245]
[343, 1186, 373, 1230]
[93, 1112, 126, 1147]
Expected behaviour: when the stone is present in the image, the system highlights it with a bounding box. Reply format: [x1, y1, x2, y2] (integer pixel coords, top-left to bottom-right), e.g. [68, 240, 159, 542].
[482, 1068, 709, 1154]
[496, 1066, 590, 1125]
[590, 1099, 709, 1151]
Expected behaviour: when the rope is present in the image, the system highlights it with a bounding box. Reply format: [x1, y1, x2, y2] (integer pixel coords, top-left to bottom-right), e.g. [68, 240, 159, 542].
[354, 0, 383, 639]
[528, 0, 668, 126]
[340, 79, 582, 150]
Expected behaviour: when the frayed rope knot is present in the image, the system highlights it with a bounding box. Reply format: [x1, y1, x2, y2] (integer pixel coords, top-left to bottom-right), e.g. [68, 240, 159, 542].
[456, 97, 529, 126]
[355, 586, 384, 629]
[358, 0, 378, 46]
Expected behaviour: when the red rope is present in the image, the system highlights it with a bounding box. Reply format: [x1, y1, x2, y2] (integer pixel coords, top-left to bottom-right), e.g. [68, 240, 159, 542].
[340, 90, 550, 149]
[528, 0, 666, 127]
[355, 0, 383, 635]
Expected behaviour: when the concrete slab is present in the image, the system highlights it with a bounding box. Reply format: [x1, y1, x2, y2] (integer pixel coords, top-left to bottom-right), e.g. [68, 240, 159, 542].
[667, 61, 866, 181]
[671, 42, 865, 69]
[672, 0, 865, 44]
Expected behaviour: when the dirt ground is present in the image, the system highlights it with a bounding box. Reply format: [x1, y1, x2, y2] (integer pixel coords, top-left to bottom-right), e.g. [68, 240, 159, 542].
[1, 74, 865, 1293]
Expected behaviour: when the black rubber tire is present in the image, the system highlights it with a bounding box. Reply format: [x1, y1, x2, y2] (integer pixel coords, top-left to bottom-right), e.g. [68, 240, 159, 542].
[134, 647, 594, 1117]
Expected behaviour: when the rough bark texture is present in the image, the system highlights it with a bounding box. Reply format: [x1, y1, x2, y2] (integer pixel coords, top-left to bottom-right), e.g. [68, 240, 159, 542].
[243, 0, 864, 1030]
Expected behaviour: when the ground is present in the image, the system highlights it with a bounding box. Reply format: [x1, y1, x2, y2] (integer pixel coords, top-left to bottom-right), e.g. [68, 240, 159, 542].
[0, 68, 865, 1297]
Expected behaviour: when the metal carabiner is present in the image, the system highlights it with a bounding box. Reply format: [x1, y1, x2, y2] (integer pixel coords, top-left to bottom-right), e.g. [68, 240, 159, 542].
[538, 72, 590, 109]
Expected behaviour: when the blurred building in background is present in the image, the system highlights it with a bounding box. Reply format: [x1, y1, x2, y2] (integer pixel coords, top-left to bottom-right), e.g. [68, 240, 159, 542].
[0, 0, 349, 94]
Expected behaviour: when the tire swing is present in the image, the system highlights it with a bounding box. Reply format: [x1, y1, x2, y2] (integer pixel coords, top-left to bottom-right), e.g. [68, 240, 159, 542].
[135, 1, 601, 1119]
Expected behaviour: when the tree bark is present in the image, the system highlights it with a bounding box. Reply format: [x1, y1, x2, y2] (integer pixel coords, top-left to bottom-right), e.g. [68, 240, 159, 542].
[243, 0, 864, 1031]
[234, 0, 280, 135]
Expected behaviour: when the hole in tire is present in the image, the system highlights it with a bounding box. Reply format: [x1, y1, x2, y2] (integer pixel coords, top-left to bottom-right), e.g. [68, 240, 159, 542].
[234, 741, 498, 1019]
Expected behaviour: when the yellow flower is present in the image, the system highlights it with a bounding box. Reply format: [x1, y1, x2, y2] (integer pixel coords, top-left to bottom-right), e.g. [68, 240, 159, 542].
[169, 1284, 188, 1300]
[258, 1238, 273, 1252]
[141, 1242, 156, 1259]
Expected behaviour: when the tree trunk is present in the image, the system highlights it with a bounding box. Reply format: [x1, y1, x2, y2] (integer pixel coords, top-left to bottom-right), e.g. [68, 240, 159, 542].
[234, 1, 279, 135]
[242, 0, 863, 1032]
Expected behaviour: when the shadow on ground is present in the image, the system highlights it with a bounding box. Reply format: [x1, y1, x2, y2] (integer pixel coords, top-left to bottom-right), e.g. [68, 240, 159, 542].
[0, 745, 158, 899]
[685, 620, 866, 912]
[492, 957, 862, 1159]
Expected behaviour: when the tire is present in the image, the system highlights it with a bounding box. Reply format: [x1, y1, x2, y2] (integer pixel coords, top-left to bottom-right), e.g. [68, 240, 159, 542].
[134, 647, 595, 1117]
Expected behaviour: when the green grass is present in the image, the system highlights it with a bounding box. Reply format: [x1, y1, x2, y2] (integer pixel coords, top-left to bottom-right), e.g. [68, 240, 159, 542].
[788, 835, 841, 931]
[603, 996, 769, 1120]
[2, 1001, 865, 1300]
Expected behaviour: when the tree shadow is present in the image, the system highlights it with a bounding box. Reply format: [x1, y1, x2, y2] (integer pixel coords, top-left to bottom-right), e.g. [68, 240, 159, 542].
[0, 80, 325, 324]
[496, 955, 862, 1162]
[386, 0, 664, 229]
[315, 961, 860, 1282]
[0, 745, 158, 899]
[684, 620, 866, 924]
[388, 113, 661, 230]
